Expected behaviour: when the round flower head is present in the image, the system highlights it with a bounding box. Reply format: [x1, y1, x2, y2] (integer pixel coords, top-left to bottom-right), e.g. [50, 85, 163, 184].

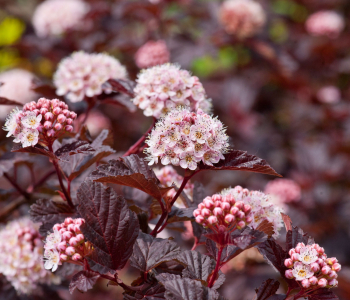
[3, 98, 77, 148]
[133, 64, 212, 118]
[219, 0, 266, 38]
[54, 51, 128, 103]
[0, 217, 59, 294]
[154, 166, 194, 207]
[264, 178, 301, 204]
[221, 186, 284, 238]
[32, 0, 89, 38]
[317, 86, 341, 104]
[135, 40, 170, 69]
[305, 11, 345, 39]
[145, 107, 229, 170]
[0, 69, 38, 120]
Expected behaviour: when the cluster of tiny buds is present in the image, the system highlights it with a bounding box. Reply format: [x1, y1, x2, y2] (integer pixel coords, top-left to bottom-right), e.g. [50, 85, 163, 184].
[44, 218, 86, 272]
[284, 243, 341, 290]
[193, 193, 252, 231]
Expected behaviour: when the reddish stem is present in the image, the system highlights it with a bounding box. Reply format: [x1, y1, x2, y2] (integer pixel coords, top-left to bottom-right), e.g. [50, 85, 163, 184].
[208, 245, 224, 288]
[3, 172, 30, 200]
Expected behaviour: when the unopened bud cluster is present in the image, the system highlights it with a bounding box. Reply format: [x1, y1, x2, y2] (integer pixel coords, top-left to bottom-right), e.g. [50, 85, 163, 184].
[193, 193, 252, 231]
[145, 107, 229, 170]
[135, 40, 170, 69]
[3, 98, 77, 148]
[54, 51, 128, 102]
[222, 186, 284, 238]
[0, 217, 59, 294]
[44, 218, 87, 272]
[285, 243, 341, 290]
[133, 63, 212, 118]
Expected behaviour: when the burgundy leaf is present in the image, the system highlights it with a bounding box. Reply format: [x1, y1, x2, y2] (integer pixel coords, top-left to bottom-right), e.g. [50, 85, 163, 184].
[12, 143, 56, 160]
[88, 154, 172, 201]
[286, 226, 313, 251]
[123, 282, 165, 300]
[55, 140, 95, 161]
[69, 270, 100, 294]
[254, 279, 281, 300]
[102, 95, 137, 113]
[130, 232, 181, 273]
[154, 261, 185, 276]
[167, 207, 195, 224]
[281, 213, 292, 232]
[31, 82, 59, 99]
[0, 96, 23, 106]
[77, 181, 139, 274]
[29, 199, 77, 236]
[256, 220, 275, 238]
[106, 78, 136, 97]
[200, 150, 281, 177]
[307, 289, 339, 300]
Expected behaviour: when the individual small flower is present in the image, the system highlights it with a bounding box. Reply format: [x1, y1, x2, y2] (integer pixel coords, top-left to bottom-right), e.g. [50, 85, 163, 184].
[54, 51, 128, 103]
[305, 11, 345, 39]
[219, 0, 266, 38]
[145, 107, 229, 170]
[44, 249, 61, 272]
[132, 64, 212, 118]
[135, 40, 170, 69]
[0, 217, 59, 294]
[264, 178, 301, 204]
[154, 166, 194, 206]
[221, 186, 284, 238]
[3, 98, 77, 148]
[292, 262, 314, 280]
[32, 0, 90, 38]
[317, 86, 341, 104]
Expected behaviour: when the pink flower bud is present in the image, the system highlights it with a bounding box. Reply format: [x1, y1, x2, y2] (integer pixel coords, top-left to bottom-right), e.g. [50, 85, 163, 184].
[332, 263, 341, 272]
[69, 237, 79, 246]
[193, 209, 201, 217]
[322, 266, 331, 275]
[301, 279, 310, 288]
[208, 216, 218, 225]
[285, 269, 294, 279]
[67, 224, 75, 232]
[74, 224, 81, 233]
[72, 253, 82, 261]
[59, 228, 66, 234]
[70, 112, 77, 119]
[60, 254, 68, 261]
[44, 121, 52, 129]
[66, 118, 73, 125]
[75, 218, 85, 225]
[212, 194, 222, 201]
[57, 114, 66, 123]
[53, 224, 61, 231]
[57, 241, 67, 251]
[213, 207, 223, 216]
[224, 214, 235, 223]
[65, 246, 75, 256]
[328, 271, 338, 279]
[65, 218, 73, 225]
[40, 108, 48, 115]
[62, 109, 70, 117]
[328, 279, 338, 287]
[220, 202, 230, 211]
[230, 207, 239, 215]
[329, 257, 338, 264]
[318, 278, 327, 288]
[45, 112, 54, 120]
[195, 215, 204, 224]
[289, 249, 295, 256]
[236, 211, 245, 219]
[243, 204, 251, 213]
[53, 107, 62, 115]
[201, 208, 211, 217]
[214, 201, 221, 207]
[291, 253, 299, 261]
[309, 276, 318, 285]
[294, 246, 301, 253]
[317, 258, 324, 265]
[310, 262, 320, 272]
[297, 242, 305, 248]
[65, 125, 73, 132]
[198, 203, 205, 209]
[204, 199, 214, 209]
[76, 234, 85, 242]
[245, 215, 253, 223]
[223, 194, 235, 204]
[47, 129, 56, 137]
[62, 231, 73, 240]
[234, 201, 243, 209]
[23, 233, 32, 241]
[237, 220, 245, 229]
[318, 247, 325, 254]
[54, 123, 62, 131]
[284, 258, 293, 268]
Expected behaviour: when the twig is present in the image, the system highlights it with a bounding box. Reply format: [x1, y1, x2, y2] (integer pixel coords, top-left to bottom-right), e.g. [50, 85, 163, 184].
[0, 197, 26, 221]
[208, 245, 224, 288]
[3, 172, 30, 200]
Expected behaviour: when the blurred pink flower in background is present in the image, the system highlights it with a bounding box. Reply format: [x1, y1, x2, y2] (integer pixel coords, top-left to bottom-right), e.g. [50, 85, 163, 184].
[134, 40, 170, 69]
[32, 0, 90, 38]
[0, 69, 37, 120]
[317, 86, 341, 104]
[84, 110, 112, 137]
[264, 178, 301, 204]
[305, 11, 345, 39]
[219, 0, 266, 38]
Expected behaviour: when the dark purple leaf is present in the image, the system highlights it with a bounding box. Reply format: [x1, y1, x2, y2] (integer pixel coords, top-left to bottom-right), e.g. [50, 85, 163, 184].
[29, 199, 77, 236]
[55, 140, 95, 161]
[200, 150, 282, 177]
[69, 270, 100, 294]
[102, 95, 137, 113]
[88, 155, 172, 201]
[130, 232, 181, 272]
[123, 282, 165, 300]
[254, 279, 281, 300]
[106, 78, 136, 97]
[31, 82, 59, 99]
[0, 96, 23, 106]
[191, 182, 207, 242]
[154, 261, 185, 276]
[167, 207, 195, 224]
[12, 144, 56, 160]
[77, 181, 139, 274]
[308, 289, 339, 300]
[286, 226, 313, 251]
[281, 213, 292, 231]
[256, 220, 275, 238]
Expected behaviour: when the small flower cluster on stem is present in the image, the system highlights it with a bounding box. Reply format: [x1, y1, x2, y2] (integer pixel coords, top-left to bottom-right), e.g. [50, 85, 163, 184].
[285, 243, 341, 296]
[145, 107, 229, 170]
[134, 40, 170, 69]
[44, 218, 90, 272]
[3, 98, 77, 148]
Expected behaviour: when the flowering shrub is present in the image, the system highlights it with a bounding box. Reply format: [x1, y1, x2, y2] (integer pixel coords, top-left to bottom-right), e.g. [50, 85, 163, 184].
[134, 40, 170, 69]
[133, 64, 212, 118]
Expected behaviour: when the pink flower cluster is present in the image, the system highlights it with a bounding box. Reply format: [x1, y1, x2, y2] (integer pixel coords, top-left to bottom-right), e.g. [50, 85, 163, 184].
[317, 86, 341, 104]
[285, 243, 341, 290]
[219, 0, 266, 38]
[44, 218, 88, 272]
[145, 108, 229, 170]
[135, 40, 170, 69]
[222, 186, 284, 238]
[3, 98, 77, 148]
[305, 11, 345, 39]
[54, 51, 128, 102]
[133, 63, 212, 118]
[0, 217, 59, 294]
[154, 166, 194, 205]
[32, 0, 89, 38]
[193, 193, 253, 231]
[264, 178, 301, 204]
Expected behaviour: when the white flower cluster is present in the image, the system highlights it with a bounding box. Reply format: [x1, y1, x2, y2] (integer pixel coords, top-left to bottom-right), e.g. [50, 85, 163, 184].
[222, 186, 284, 237]
[54, 51, 128, 102]
[133, 64, 212, 118]
[0, 218, 59, 294]
[145, 107, 229, 170]
[32, 0, 90, 38]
